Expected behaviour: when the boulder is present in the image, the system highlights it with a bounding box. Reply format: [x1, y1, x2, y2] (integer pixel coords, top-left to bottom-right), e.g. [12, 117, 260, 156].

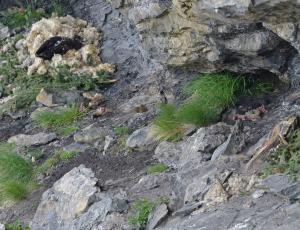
[8, 132, 57, 147]
[126, 126, 155, 149]
[30, 165, 99, 230]
[147, 203, 168, 230]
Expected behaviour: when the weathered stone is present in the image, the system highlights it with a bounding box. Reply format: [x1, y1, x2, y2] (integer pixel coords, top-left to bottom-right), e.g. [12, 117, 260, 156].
[36, 88, 57, 107]
[154, 141, 182, 168]
[203, 179, 228, 206]
[0, 23, 10, 40]
[63, 142, 90, 153]
[74, 127, 111, 143]
[95, 213, 133, 230]
[8, 132, 57, 147]
[120, 95, 160, 113]
[252, 189, 265, 199]
[30, 165, 99, 230]
[261, 174, 300, 200]
[126, 126, 155, 149]
[172, 201, 203, 217]
[147, 203, 168, 230]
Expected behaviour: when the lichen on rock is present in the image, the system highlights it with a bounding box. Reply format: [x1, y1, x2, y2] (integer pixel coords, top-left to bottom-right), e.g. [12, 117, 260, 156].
[18, 15, 114, 76]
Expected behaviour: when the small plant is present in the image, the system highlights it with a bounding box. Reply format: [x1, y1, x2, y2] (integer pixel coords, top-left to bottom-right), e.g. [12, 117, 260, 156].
[0, 143, 33, 202]
[114, 126, 129, 136]
[35, 150, 78, 174]
[128, 199, 155, 229]
[56, 125, 78, 136]
[5, 220, 30, 230]
[32, 106, 83, 133]
[152, 104, 184, 141]
[261, 129, 300, 181]
[153, 73, 273, 141]
[146, 163, 168, 174]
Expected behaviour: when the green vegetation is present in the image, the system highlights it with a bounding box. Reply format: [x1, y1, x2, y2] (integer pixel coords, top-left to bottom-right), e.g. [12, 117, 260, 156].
[128, 199, 155, 229]
[35, 150, 78, 174]
[0, 143, 33, 202]
[5, 220, 30, 230]
[153, 73, 272, 141]
[0, 0, 65, 29]
[114, 126, 129, 136]
[146, 163, 168, 174]
[261, 129, 300, 181]
[32, 106, 83, 134]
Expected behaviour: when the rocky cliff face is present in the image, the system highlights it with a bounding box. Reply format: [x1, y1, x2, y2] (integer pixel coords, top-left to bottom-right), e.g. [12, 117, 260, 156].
[67, 0, 300, 88]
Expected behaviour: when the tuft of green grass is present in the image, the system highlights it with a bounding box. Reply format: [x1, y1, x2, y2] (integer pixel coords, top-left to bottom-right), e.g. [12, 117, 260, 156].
[35, 150, 78, 174]
[114, 126, 129, 136]
[152, 104, 184, 141]
[153, 73, 273, 141]
[146, 163, 168, 174]
[0, 143, 33, 203]
[261, 129, 300, 181]
[5, 220, 30, 230]
[128, 199, 155, 229]
[56, 125, 78, 136]
[32, 106, 83, 132]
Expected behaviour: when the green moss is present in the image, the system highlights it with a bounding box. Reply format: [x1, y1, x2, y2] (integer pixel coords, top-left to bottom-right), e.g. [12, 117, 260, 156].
[35, 150, 78, 174]
[261, 129, 300, 181]
[146, 164, 168, 174]
[114, 126, 129, 136]
[5, 220, 30, 230]
[33, 106, 83, 132]
[0, 143, 33, 202]
[128, 199, 155, 229]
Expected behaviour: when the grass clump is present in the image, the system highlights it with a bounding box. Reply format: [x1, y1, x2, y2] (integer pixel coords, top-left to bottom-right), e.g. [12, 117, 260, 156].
[146, 163, 168, 174]
[0, 143, 33, 202]
[32, 106, 83, 134]
[5, 220, 30, 230]
[114, 126, 129, 136]
[153, 73, 272, 141]
[261, 129, 300, 181]
[128, 199, 155, 229]
[35, 150, 78, 174]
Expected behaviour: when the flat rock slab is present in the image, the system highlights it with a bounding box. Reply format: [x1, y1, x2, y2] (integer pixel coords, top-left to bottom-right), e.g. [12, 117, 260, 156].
[261, 174, 300, 200]
[147, 204, 168, 230]
[8, 132, 57, 147]
[30, 165, 99, 230]
[126, 126, 155, 149]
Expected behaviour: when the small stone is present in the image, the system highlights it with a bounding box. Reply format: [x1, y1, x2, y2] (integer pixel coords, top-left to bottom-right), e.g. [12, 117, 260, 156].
[0, 22, 10, 40]
[63, 142, 90, 153]
[172, 201, 203, 217]
[8, 132, 57, 147]
[74, 127, 109, 143]
[147, 203, 168, 230]
[126, 126, 155, 149]
[252, 189, 265, 199]
[36, 88, 56, 107]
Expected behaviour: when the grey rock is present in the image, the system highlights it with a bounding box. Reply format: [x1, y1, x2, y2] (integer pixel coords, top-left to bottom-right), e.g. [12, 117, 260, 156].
[63, 142, 90, 153]
[180, 123, 231, 166]
[0, 223, 4, 230]
[30, 165, 99, 230]
[211, 121, 245, 161]
[95, 213, 133, 230]
[158, 194, 300, 230]
[126, 126, 155, 149]
[8, 132, 57, 147]
[252, 189, 265, 199]
[120, 95, 160, 114]
[154, 141, 182, 168]
[147, 203, 168, 230]
[74, 127, 110, 143]
[172, 202, 203, 217]
[0, 23, 9, 40]
[261, 174, 300, 200]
